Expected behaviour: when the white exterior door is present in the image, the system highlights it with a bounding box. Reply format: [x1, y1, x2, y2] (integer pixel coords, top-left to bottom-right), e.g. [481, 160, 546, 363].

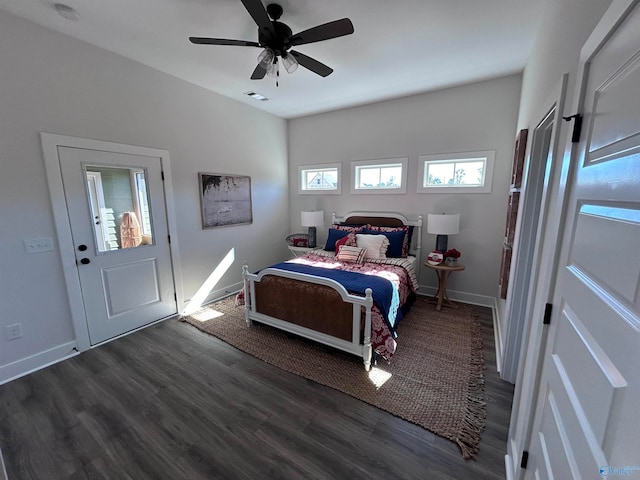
[524, 1, 640, 478]
[58, 146, 177, 345]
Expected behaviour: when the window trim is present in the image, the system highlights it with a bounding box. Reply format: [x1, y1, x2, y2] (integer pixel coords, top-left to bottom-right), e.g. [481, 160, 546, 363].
[298, 163, 342, 195]
[417, 150, 495, 194]
[350, 157, 408, 194]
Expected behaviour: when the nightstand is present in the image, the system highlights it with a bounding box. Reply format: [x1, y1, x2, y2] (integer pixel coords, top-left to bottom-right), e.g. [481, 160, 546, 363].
[424, 262, 465, 311]
[287, 245, 320, 258]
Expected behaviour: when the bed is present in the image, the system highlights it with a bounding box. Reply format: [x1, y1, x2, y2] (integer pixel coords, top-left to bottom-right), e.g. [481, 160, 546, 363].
[240, 211, 422, 370]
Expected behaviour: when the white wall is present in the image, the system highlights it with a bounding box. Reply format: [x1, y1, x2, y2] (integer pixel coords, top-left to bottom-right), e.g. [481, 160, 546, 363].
[0, 11, 288, 383]
[288, 75, 522, 305]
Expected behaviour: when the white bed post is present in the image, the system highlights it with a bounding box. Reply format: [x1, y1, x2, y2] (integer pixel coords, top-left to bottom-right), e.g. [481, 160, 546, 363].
[242, 263, 252, 326]
[363, 288, 373, 371]
[415, 214, 423, 259]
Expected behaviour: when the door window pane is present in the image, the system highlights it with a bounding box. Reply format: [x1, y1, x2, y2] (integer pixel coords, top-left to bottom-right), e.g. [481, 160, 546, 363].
[85, 166, 154, 252]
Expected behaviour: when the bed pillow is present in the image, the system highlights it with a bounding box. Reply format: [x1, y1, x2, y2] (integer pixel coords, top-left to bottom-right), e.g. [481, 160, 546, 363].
[362, 228, 405, 258]
[334, 231, 357, 253]
[331, 224, 365, 233]
[356, 234, 389, 260]
[336, 245, 366, 264]
[323, 228, 350, 251]
[366, 225, 410, 257]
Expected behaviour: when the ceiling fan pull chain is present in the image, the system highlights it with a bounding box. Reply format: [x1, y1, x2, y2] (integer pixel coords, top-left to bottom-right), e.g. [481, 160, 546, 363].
[276, 68, 279, 87]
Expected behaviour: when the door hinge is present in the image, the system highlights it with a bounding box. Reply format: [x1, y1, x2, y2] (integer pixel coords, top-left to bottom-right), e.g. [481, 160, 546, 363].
[161, 171, 165, 181]
[167, 234, 171, 244]
[521, 450, 529, 469]
[543, 303, 553, 325]
[174, 292, 177, 301]
[562, 113, 582, 143]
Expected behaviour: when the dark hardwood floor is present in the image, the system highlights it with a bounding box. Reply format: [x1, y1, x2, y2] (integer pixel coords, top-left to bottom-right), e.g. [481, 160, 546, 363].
[0, 304, 514, 480]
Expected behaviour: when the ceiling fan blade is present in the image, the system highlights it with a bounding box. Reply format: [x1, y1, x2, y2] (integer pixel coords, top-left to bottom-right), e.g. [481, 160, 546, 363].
[250, 64, 267, 80]
[189, 37, 260, 47]
[289, 51, 333, 77]
[240, 0, 275, 37]
[289, 18, 354, 46]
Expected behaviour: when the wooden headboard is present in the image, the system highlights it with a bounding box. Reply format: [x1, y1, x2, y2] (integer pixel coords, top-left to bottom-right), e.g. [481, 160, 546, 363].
[331, 211, 423, 258]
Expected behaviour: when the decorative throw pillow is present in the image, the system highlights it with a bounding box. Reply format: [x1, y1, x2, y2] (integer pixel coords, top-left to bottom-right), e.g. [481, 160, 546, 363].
[356, 234, 389, 260]
[323, 228, 350, 251]
[362, 228, 405, 258]
[331, 224, 365, 234]
[367, 225, 410, 257]
[334, 231, 357, 253]
[336, 245, 365, 264]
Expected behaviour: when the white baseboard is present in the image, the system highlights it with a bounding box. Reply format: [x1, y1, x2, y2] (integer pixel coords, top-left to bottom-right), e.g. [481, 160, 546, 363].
[417, 285, 497, 308]
[204, 282, 243, 304]
[0, 341, 78, 385]
[0, 446, 7, 480]
[505, 454, 515, 480]
[493, 297, 503, 373]
[181, 282, 243, 314]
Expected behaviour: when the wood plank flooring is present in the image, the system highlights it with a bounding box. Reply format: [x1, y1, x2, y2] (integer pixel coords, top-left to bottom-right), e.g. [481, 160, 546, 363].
[0, 304, 514, 480]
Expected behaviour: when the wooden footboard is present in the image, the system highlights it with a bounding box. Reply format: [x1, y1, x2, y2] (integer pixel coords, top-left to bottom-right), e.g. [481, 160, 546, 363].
[242, 264, 374, 370]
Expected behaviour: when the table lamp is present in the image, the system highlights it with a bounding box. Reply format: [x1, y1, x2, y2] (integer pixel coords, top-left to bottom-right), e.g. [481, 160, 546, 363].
[301, 210, 323, 248]
[427, 213, 460, 253]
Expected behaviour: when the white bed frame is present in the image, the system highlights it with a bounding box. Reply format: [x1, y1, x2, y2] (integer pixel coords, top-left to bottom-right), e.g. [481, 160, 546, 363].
[242, 211, 423, 371]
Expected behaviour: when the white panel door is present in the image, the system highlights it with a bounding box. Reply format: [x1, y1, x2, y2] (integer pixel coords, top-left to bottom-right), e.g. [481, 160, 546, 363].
[59, 147, 177, 345]
[524, 2, 640, 479]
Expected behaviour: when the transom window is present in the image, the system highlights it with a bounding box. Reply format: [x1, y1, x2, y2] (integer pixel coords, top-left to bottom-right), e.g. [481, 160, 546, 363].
[418, 150, 495, 194]
[351, 157, 408, 194]
[298, 163, 341, 195]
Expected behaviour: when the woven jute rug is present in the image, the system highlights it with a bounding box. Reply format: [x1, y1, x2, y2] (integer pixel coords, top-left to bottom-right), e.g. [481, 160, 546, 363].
[181, 295, 486, 459]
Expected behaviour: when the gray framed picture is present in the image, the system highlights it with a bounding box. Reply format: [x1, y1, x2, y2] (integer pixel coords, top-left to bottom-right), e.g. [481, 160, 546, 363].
[199, 173, 253, 228]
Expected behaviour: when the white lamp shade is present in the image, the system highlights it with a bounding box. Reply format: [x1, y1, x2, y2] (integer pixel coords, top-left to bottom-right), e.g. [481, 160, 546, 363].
[301, 210, 324, 227]
[427, 213, 460, 234]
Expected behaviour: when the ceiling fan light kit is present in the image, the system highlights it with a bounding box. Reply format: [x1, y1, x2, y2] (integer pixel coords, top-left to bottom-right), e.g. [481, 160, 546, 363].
[189, 0, 354, 83]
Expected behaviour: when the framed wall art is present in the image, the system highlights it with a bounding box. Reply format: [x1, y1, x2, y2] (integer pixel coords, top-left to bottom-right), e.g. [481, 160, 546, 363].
[504, 191, 520, 246]
[511, 129, 528, 188]
[199, 173, 252, 228]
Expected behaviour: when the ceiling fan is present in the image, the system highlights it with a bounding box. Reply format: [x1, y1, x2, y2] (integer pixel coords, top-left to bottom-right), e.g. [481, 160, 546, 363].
[189, 0, 354, 81]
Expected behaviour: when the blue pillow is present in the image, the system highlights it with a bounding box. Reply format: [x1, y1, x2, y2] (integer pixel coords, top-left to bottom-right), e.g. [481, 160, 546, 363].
[324, 229, 350, 251]
[362, 229, 405, 258]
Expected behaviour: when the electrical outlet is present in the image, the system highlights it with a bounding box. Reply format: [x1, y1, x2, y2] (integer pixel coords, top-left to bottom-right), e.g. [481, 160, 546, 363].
[24, 237, 54, 254]
[5, 323, 22, 340]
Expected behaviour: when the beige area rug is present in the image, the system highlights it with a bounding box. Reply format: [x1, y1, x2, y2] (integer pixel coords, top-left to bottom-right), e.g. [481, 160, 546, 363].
[181, 295, 486, 459]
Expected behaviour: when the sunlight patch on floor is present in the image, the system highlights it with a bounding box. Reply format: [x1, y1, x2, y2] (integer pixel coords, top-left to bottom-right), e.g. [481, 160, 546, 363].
[368, 366, 392, 389]
[182, 248, 235, 315]
[189, 308, 225, 322]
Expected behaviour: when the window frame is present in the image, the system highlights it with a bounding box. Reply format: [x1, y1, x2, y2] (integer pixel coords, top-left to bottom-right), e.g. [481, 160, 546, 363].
[417, 150, 495, 194]
[350, 157, 408, 194]
[298, 163, 342, 195]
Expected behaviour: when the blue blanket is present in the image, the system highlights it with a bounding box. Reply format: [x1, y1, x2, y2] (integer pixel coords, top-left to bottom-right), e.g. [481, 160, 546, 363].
[268, 262, 400, 335]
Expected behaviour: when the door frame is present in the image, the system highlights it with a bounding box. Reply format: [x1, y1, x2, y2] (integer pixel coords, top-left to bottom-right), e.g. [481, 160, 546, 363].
[41, 133, 184, 351]
[504, 76, 572, 478]
[501, 74, 569, 384]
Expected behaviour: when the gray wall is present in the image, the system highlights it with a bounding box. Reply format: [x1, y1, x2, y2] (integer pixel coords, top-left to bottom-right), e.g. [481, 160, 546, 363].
[288, 75, 522, 304]
[0, 11, 288, 382]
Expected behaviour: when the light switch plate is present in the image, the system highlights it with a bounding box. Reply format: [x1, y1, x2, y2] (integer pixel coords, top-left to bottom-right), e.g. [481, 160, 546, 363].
[24, 236, 55, 254]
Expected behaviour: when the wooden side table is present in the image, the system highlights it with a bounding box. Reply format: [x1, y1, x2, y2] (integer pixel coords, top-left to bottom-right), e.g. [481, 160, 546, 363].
[424, 262, 465, 311]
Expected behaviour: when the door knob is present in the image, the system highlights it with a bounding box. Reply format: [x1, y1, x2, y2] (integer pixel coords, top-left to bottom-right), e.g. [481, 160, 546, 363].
[78, 244, 87, 251]
[80, 258, 91, 265]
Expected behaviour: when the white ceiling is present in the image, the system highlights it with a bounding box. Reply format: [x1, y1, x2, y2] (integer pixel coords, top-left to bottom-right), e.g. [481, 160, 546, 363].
[0, 0, 546, 119]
